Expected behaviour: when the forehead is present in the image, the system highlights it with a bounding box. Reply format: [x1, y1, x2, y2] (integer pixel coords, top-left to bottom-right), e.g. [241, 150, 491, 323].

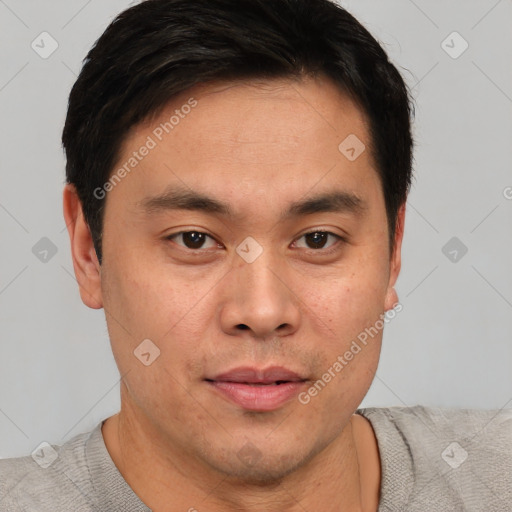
[124, 75, 371, 160]
[110, 76, 380, 216]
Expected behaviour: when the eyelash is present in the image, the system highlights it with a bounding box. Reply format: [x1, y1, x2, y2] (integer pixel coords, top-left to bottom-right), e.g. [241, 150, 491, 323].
[165, 230, 346, 255]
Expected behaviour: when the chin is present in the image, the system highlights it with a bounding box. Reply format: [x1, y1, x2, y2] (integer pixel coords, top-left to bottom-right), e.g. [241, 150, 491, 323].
[215, 459, 300, 486]
[204, 441, 321, 486]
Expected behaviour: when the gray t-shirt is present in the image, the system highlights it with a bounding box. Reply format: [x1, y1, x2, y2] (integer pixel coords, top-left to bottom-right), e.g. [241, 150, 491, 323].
[1, 405, 510, 511]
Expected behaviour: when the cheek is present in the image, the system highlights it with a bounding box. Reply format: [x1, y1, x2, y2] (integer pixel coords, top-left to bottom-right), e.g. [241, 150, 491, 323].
[304, 262, 388, 342]
[102, 249, 206, 338]
[101, 255, 217, 386]
[296, 253, 386, 401]
[101, 265, 206, 419]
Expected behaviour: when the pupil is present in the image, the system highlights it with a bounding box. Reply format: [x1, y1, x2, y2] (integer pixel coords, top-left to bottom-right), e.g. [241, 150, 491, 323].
[306, 232, 327, 249]
[184, 231, 204, 249]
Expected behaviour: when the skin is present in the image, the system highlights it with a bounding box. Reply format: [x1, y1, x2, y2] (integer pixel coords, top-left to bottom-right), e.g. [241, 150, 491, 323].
[63, 74, 405, 512]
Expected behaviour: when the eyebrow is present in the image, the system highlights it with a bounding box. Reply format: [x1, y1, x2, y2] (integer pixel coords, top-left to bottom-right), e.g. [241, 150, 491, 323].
[138, 185, 366, 220]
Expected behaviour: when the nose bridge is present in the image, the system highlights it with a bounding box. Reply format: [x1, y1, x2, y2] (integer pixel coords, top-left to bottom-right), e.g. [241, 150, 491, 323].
[239, 248, 280, 300]
[221, 241, 300, 339]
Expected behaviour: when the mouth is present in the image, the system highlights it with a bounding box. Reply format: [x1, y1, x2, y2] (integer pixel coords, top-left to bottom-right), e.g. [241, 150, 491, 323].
[206, 381, 299, 385]
[205, 366, 308, 411]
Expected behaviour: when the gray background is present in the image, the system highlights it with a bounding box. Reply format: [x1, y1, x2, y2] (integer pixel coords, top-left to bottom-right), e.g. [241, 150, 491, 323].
[0, 0, 511, 458]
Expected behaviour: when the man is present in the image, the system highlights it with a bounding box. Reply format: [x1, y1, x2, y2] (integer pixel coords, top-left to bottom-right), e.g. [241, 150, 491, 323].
[1, 0, 510, 511]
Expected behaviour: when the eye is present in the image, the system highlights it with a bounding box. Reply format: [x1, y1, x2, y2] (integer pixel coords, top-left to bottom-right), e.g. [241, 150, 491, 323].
[166, 231, 219, 250]
[292, 230, 344, 251]
[165, 229, 345, 253]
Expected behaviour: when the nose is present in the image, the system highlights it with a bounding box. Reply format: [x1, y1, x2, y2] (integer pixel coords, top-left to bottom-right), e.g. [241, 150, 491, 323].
[219, 250, 301, 341]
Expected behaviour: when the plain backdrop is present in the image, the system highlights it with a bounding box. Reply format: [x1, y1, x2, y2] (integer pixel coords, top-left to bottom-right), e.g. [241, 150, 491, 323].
[0, 0, 511, 458]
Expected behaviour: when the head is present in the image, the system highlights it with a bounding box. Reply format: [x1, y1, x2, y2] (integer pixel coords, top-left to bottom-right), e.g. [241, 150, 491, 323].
[63, 0, 413, 484]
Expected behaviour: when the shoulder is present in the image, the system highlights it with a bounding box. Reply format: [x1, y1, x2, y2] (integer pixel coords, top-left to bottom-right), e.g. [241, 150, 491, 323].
[0, 426, 101, 512]
[359, 403, 512, 432]
[358, 403, 512, 465]
[360, 404, 512, 446]
[356, 405, 512, 510]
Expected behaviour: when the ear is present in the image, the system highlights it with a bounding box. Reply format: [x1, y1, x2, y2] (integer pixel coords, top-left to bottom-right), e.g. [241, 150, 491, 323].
[384, 202, 405, 311]
[63, 184, 103, 309]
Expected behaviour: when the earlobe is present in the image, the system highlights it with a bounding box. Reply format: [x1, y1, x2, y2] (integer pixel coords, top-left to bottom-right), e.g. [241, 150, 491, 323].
[384, 203, 406, 311]
[63, 184, 103, 309]
[384, 287, 399, 311]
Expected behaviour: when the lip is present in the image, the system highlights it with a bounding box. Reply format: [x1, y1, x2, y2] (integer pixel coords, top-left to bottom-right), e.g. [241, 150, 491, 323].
[205, 366, 308, 412]
[210, 366, 304, 384]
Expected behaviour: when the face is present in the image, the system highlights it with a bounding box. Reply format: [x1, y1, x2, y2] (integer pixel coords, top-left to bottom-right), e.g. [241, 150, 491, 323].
[70, 75, 403, 483]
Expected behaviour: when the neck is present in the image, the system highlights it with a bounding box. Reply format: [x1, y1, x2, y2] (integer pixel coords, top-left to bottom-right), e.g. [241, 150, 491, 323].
[102, 396, 380, 512]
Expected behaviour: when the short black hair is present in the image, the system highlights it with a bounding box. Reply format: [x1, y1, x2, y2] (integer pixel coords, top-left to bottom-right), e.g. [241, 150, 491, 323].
[62, 0, 414, 265]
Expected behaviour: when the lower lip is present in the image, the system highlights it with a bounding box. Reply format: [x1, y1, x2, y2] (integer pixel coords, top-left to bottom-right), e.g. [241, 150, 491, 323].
[207, 380, 307, 411]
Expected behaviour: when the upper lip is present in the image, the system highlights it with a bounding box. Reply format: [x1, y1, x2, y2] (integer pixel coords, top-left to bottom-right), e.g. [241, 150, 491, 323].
[207, 366, 306, 384]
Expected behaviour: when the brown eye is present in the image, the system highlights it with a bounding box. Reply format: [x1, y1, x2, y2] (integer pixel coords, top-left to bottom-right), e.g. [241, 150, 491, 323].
[167, 231, 218, 250]
[305, 232, 329, 249]
[294, 231, 342, 251]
